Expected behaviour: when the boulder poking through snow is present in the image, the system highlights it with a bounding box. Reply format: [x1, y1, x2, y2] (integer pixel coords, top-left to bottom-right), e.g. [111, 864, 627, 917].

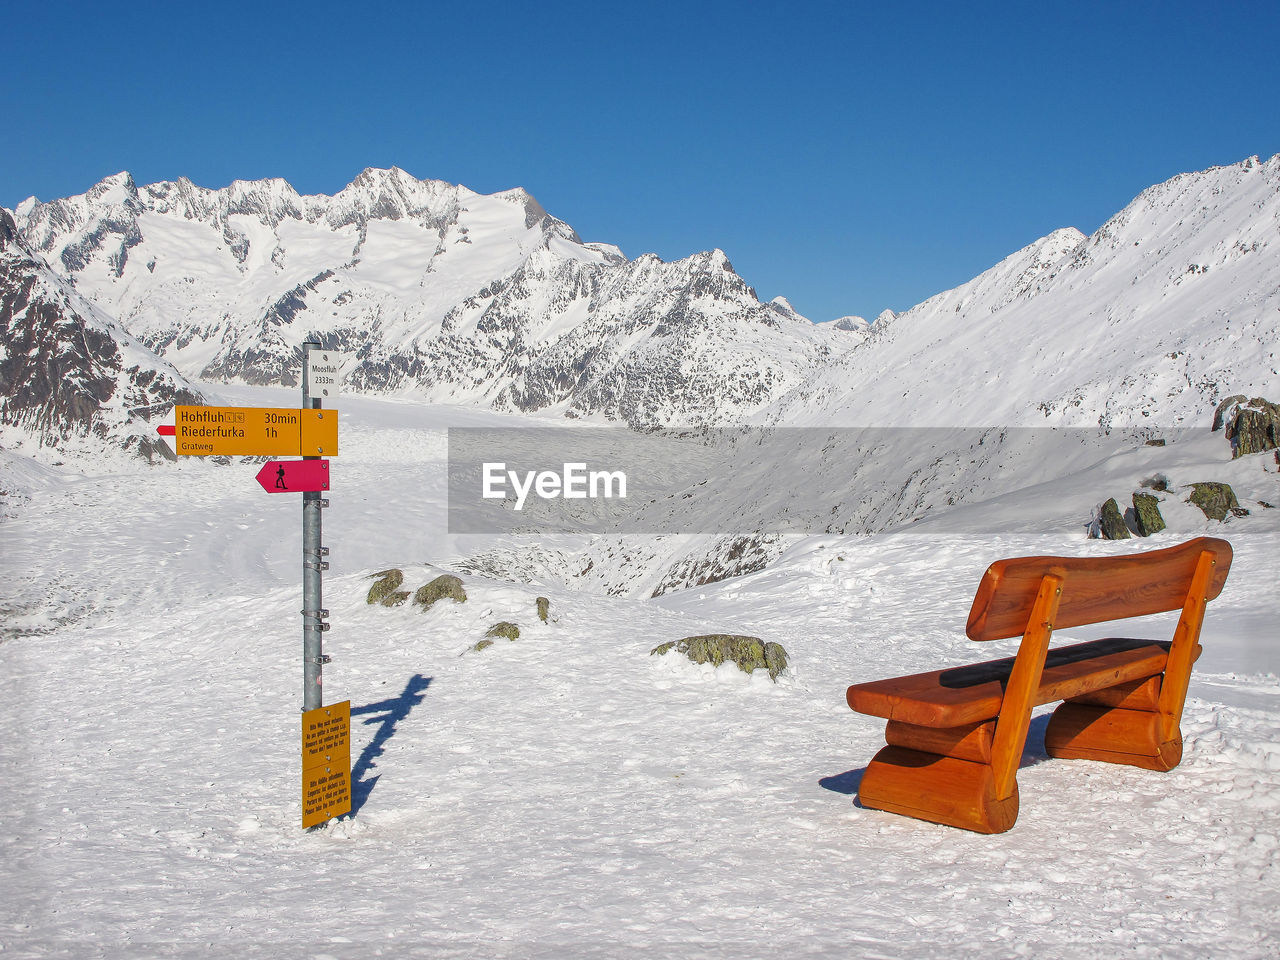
[650, 634, 789, 681]
[1187, 482, 1247, 522]
[472, 621, 521, 652]
[413, 574, 467, 612]
[366, 569, 408, 606]
[485, 621, 521, 641]
[1132, 492, 1167, 537]
[1097, 498, 1131, 539]
[1213, 396, 1280, 458]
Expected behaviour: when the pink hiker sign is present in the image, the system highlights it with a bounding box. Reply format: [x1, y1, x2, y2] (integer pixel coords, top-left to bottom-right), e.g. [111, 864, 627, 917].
[256, 459, 330, 493]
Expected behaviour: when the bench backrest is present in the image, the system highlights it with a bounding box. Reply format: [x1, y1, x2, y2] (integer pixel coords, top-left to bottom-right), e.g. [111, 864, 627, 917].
[966, 537, 1233, 642]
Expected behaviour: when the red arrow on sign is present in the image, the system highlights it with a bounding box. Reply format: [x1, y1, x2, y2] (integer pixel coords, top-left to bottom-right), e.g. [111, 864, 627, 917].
[155, 412, 177, 457]
[256, 460, 330, 493]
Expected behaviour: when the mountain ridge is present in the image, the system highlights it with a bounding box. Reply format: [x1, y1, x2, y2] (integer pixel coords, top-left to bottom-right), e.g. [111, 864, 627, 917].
[762, 154, 1280, 429]
[12, 167, 830, 428]
[4, 158, 1278, 602]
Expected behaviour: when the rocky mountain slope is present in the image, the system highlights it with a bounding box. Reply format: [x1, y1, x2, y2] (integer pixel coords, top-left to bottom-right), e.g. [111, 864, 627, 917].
[0, 208, 204, 460]
[435, 155, 1280, 595]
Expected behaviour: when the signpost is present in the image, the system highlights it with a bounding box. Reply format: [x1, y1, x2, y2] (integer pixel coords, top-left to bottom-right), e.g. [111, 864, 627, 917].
[255, 459, 330, 493]
[159, 344, 353, 829]
[298, 342, 350, 827]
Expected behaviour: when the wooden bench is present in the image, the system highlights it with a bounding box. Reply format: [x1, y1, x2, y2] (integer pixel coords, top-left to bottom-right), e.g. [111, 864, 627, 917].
[845, 536, 1232, 833]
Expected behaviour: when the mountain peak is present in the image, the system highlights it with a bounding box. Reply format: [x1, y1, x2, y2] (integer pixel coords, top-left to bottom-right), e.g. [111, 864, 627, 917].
[698, 248, 736, 273]
[349, 165, 413, 188]
[343, 165, 461, 197]
[828, 315, 870, 333]
[325, 166, 464, 227]
[225, 175, 296, 194]
[86, 171, 138, 206]
[770, 296, 800, 316]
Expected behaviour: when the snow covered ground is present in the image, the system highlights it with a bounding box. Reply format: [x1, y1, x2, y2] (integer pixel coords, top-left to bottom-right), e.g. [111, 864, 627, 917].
[1, 386, 1277, 959]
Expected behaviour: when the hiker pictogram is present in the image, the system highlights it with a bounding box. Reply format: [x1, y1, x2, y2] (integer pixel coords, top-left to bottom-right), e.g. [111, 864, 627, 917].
[255, 460, 330, 494]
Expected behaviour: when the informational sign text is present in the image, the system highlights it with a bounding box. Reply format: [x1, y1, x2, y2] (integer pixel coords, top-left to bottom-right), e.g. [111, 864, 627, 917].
[172, 406, 338, 457]
[306, 351, 355, 400]
[301, 700, 351, 828]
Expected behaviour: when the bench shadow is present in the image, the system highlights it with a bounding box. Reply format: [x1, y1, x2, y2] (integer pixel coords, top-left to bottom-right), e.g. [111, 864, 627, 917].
[350, 673, 432, 816]
[1021, 712, 1052, 766]
[821, 713, 1055, 799]
[819, 767, 865, 796]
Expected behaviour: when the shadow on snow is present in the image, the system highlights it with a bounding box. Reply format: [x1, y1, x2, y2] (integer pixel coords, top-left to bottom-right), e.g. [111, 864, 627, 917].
[350, 673, 432, 816]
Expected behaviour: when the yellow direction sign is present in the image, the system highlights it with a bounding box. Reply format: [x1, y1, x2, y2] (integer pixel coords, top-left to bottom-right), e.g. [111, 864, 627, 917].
[173, 406, 338, 457]
[301, 700, 351, 829]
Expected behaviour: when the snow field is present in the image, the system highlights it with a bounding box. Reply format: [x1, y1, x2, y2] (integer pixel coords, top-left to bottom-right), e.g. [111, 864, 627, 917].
[2, 391, 1277, 958]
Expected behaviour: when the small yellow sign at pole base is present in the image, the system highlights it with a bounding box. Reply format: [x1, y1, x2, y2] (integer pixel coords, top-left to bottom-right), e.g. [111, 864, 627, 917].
[301, 701, 351, 829]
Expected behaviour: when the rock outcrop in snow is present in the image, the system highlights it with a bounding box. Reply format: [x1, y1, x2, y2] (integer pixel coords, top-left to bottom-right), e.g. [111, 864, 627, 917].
[1213, 395, 1280, 458]
[650, 634, 789, 681]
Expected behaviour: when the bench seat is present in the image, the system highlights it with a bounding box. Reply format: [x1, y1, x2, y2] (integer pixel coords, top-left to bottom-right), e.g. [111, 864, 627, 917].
[846, 636, 1198, 729]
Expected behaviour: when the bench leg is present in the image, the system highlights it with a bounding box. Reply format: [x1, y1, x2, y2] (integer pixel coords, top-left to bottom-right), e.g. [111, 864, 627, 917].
[858, 745, 1019, 834]
[1044, 702, 1182, 771]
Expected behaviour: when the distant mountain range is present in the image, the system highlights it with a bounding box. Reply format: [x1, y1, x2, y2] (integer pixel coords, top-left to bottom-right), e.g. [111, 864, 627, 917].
[8, 167, 840, 431]
[3, 155, 1278, 453]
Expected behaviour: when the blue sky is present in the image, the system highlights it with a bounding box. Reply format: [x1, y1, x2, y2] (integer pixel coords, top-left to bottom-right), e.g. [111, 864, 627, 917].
[4, 1, 1277, 322]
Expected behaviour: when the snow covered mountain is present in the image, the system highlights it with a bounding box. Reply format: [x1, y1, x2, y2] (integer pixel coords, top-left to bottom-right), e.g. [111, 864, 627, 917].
[763, 155, 1280, 429]
[9, 157, 1277, 436]
[0, 208, 204, 460]
[11, 168, 835, 428]
[3, 159, 1278, 957]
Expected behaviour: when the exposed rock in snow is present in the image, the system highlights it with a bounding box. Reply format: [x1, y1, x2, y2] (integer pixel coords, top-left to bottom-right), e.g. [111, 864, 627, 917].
[1213, 395, 1280, 458]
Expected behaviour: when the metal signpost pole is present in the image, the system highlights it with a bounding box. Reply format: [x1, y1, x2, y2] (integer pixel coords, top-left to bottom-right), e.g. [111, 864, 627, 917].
[301, 342, 327, 712]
